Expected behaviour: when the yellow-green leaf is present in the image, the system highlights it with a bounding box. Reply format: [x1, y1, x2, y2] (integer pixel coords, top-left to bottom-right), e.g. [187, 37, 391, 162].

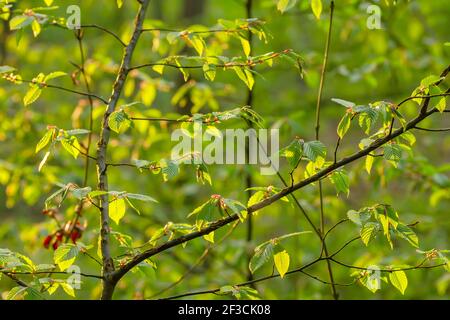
[366, 155, 374, 175]
[277, 0, 290, 13]
[23, 86, 42, 106]
[436, 96, 447, 113]
[60, 283, 75, 297]
[311, 0, 322, 20]
[109, 198, 126, 225]
[274, 250, 290, 278]
[203, 231, 215, 243]
[38, 151, 51, 172]
[31, 19, 41, 37]
[153, 64, 164, 75]
[10, 15, 34, 30]
[360, 222, 379, 246]
[54, 244, 79, 271]
[60, 137, 80, 159]
[337, 112, 351, 139]
[241, 37, 251, 57]
[108, 110, 131, 134]
[36, 129, 53, 153]
[389, 270, 408, 295]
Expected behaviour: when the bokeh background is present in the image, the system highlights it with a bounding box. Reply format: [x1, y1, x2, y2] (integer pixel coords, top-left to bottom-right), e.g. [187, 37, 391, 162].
[0, 0, 449, 299]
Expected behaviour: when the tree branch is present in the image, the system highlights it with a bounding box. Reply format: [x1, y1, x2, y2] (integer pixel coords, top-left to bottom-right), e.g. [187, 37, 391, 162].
[15, 79, 108, 104]
[128, 49, 291, 72]
[330, 258, 446, 272]
[413, 126, 450, 132]
[111, 65, 449, 296]
[1, 270, 104, 280]
[161, 258, 322, 300]
[95, 0, 151, 300]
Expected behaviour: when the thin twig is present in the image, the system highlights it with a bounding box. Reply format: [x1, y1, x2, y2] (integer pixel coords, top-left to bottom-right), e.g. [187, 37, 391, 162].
[2, 270, 104, 280]
[147, 221, 240, 299]
[323, 219, 349, 240]
[128, 50, 291, 72]
[161, 258, 322, 300]
[330, 258, 445, 272]
[15, 79, 108, 104]
[50, 22, 126, 47]
[413, 126, 450, 132]
[313, 0, 338, 300]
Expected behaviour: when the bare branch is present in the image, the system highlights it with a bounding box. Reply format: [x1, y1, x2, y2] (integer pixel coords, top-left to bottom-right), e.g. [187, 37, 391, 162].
[413, 126, 450, 132]
[330, 258, 446, 272]
[15, 79, 108, 104]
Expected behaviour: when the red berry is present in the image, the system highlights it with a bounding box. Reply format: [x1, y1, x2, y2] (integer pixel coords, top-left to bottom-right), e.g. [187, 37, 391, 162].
[55, 231, 63, 241]
[52, 241, 60, 250]
[70, 230, 81, 243]
[43, 235, 53, 249]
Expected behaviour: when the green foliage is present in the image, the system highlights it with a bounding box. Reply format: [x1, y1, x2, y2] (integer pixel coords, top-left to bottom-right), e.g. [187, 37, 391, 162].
[249, 232, 310, 275]
[389, 270, 408, 295]
[53, 244, 79, 271]
[0, 0, 448, 301]
[348, 204, 420, 249]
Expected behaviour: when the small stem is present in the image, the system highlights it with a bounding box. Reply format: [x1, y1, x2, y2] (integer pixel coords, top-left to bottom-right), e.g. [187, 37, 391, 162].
[313, 0, 338, 300]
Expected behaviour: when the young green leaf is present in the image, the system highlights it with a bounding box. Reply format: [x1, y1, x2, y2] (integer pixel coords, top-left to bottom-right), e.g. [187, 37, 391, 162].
[23, 86, 42, 106]
[35, 129, 54, 153]
[54, 244, 79, 271]
[277, 0, 290, 13]
[241, 37, 251, 57]
[330, 170, 350, 196]
[126, 193, 158, 203]
[303, 140, 326, 162]
[383, 144, 402, 163]
[10, 15, 34, 30]
[360, 222, 380, 246]
[60, 283, 76, 297]
[108, 110, 132, 134]
[38, 151, 51, 172]
[274, 250, 290, 278]
[420, 75, 442, 88]
[203, 64, 216, 81]
[109, 197, 126, 225]
[337, 112, 352, 139]
[234, 67, 254, 90]
[389, 270, 408, 295]
[203, 231, 215, 243]
[365, 155, 374, 174]
[249, 242, 274, 274]
[396, 223, 419, 248]
[60, 136, 81, 159]
[279, 139, 304, 167]
[311, 0, 323, 20]
[347, 209, 371, 226]
[331, 98, 355, 109]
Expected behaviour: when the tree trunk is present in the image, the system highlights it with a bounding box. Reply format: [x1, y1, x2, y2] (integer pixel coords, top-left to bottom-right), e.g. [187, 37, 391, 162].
[97, 0, 151, 300]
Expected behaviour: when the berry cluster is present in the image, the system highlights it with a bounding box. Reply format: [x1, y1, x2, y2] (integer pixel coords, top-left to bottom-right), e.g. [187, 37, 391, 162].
[42, 209, 85, 250]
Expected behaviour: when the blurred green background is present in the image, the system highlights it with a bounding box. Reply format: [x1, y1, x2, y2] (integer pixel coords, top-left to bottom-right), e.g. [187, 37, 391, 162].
[0, 0, 449, 300]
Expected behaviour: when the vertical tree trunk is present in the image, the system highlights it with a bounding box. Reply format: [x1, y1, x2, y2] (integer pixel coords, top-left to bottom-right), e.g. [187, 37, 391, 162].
[97, 0, 151, 300]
